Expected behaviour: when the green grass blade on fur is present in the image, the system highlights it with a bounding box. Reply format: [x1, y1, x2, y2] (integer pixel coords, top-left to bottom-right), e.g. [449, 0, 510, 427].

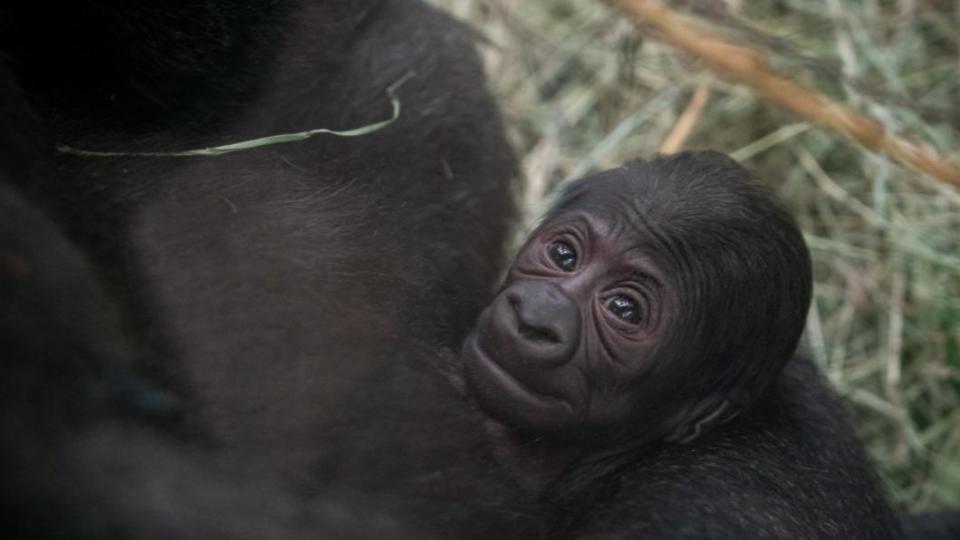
[57, 72, 413, 158]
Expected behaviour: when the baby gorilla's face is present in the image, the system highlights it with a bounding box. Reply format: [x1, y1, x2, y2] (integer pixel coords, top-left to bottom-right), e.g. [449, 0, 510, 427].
[461, 200, 674, 436]
[462, 154, 814, 443]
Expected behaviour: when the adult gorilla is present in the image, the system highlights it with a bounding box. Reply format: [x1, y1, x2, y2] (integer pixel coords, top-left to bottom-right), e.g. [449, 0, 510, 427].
[1, 0, 531, 537]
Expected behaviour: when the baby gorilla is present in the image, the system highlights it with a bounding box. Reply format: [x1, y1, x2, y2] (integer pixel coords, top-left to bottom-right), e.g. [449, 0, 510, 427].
[462, 150, 812, 446]
[456, 151, 897, 537]
[458, 151, 897, 538]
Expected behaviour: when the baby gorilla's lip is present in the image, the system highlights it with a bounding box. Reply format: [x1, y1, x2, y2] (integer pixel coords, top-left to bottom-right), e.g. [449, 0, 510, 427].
[464, 332, 574, 419]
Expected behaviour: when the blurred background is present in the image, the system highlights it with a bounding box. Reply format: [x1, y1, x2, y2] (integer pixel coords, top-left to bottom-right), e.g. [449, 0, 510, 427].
[429, 0, 960, 513]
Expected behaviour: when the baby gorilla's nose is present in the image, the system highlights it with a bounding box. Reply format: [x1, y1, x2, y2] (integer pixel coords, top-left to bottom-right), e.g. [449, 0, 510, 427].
[504, 281, 580, 366]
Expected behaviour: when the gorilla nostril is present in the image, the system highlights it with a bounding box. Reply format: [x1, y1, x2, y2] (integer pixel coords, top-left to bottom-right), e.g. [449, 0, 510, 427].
[507, 294, 561, 344]
[518, 322, 560, 344]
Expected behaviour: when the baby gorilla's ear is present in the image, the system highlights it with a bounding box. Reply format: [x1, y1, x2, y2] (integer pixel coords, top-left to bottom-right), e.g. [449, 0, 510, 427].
[664, 396, 743, 444]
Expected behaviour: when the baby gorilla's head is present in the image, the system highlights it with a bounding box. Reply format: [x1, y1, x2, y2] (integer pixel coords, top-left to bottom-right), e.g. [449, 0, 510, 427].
[461, 151, 812, 445]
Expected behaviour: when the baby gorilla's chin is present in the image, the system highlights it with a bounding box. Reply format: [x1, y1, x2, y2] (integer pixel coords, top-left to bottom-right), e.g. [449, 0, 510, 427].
[460, 329, 576, 433]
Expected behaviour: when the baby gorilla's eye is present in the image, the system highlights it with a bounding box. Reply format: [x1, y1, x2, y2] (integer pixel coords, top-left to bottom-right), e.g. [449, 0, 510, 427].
[607, 295, 641, 325]
[547, 241, 577, 272]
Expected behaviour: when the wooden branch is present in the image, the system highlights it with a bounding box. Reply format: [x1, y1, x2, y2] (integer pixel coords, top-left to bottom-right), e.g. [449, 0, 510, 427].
[606, 0, 960, 188]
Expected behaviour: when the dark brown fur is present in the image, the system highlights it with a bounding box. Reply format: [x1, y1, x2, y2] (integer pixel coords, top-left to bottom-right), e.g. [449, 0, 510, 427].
[1, 1, 529, 537]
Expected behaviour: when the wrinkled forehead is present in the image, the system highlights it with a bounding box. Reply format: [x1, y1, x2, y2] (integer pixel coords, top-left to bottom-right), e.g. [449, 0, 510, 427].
[547, 170, 661, 239]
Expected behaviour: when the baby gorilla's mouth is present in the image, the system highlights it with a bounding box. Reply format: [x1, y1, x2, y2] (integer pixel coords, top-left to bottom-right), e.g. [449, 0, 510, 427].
[471, 335, 544, 398]
[463, 330, 574, 425]
[517, 322, 560, 344]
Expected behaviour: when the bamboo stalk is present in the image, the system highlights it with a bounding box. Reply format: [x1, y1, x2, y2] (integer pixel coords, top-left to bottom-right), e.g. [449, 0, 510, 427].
[606, 0, 960, 188]
[659, 79, 712, 154]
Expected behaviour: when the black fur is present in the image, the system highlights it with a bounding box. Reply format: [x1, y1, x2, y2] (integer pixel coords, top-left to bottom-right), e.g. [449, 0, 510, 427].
[1, 0, 527, 536]
[546, 356, 900, 538]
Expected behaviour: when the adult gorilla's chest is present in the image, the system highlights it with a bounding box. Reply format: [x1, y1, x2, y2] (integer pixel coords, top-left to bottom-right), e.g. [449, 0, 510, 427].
[54, 0, 518, 488]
